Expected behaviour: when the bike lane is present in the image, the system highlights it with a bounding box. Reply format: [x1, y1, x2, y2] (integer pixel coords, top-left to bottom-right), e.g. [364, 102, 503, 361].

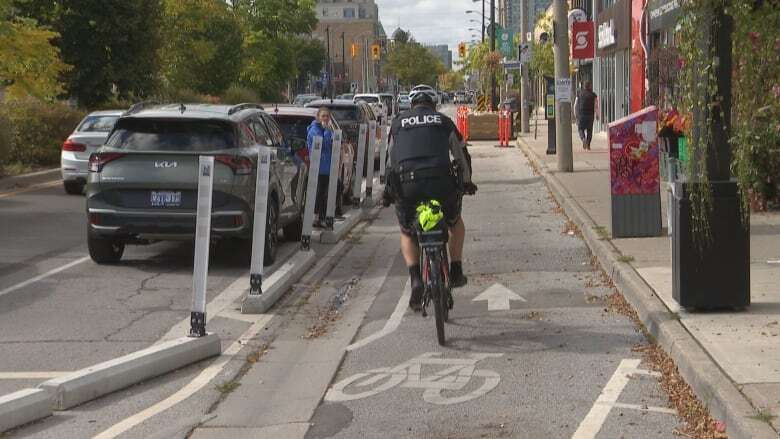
[307, 143, 682, 439]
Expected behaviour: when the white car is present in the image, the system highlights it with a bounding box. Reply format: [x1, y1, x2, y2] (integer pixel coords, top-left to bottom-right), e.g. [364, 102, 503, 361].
[353, 94, 387, 124]
[61, 110, 122, 194]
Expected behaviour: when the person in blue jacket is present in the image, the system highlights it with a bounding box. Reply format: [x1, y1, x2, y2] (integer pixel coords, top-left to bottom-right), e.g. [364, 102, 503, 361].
[307, 107, 335, 227]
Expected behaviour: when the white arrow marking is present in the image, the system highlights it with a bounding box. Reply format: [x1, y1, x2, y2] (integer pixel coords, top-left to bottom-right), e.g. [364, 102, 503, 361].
[472, 283, 527, 311]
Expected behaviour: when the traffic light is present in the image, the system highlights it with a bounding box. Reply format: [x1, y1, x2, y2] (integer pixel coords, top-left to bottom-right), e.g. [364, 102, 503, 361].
[458, 42, 466, 58]
[371, 44, 380, 60]
[351, 43, 358, 59]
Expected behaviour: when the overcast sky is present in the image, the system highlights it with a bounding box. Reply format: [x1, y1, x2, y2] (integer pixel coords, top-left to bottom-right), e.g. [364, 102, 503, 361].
[375, 0, 480, 63]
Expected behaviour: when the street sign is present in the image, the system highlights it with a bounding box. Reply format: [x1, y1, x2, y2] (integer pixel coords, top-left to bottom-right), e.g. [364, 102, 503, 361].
[571, 21, 595, 59]
[503, 61, 522, 71]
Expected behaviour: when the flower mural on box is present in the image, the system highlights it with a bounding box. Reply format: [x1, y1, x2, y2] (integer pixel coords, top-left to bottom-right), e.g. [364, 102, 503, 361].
[608, 107, 660, 196]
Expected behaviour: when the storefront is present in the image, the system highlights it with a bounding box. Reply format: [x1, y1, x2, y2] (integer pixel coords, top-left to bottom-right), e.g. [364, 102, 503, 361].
[646, 0, 681, 109]
[593, 0, 632, 132]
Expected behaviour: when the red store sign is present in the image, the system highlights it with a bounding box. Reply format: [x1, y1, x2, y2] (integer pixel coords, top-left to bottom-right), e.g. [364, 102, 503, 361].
[571, 21, 595, 59]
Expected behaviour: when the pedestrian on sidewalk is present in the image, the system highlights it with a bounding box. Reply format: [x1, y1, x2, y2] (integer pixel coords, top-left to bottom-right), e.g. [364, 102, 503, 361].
[307, 107, 334, 228]
[574, 81, 597, 151]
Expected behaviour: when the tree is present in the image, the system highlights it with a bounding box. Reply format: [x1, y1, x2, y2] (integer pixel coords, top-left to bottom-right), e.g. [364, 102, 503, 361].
[161, 0, 243, 96]
[0, 0, 68, 100]
[439, 70, 465, 91]
[53, 0, 163, 107]
[385, 40, 446, 88]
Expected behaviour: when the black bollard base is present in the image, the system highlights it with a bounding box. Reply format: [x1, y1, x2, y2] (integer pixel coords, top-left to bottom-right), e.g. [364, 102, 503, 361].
[672, 181, 750, 310]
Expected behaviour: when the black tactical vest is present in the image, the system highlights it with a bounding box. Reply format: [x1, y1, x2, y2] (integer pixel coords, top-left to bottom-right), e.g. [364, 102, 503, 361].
[390, 107, 453, 171]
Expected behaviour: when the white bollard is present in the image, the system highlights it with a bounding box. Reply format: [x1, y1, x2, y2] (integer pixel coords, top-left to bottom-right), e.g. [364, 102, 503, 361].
[352, 124, 367, 205]
[325, 129, 342, 229]
[379, 123, 388, 184]
[301, 136, 323, 250]
[365, 120, 376, 201]
[190, 156, 214, 337]
[248, 147, 271, 296]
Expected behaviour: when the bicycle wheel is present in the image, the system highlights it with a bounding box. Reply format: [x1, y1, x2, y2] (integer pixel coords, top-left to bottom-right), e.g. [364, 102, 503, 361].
[429, 258, 446, 345]
[440, 248, 451, 322]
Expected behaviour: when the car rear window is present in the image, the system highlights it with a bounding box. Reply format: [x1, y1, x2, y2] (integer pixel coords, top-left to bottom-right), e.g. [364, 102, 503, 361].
[273, 115, 313, 140]
[328, 107, 358, 122]
[78, 115, 119, 132]
[355, 96, 379, 104]
[106, 119, 235, 151]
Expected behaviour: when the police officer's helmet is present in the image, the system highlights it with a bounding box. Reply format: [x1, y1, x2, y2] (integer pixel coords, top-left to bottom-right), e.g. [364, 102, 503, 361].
[409, 89, 435, 108]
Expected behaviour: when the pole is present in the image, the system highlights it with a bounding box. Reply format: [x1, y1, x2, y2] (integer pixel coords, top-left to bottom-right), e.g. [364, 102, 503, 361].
[481, 0, 486, 43]
[325, 130, 342, 229]
[520, 0, 530, 133]
[342, 32, 347, 94]
[301, 136, 322, 251]
[248, 147, 271, 297]
[326, 27, 332, 99]
[553, 0, 573, 172]
[190, 156, 214, 337]
[489, 0, 497, 111]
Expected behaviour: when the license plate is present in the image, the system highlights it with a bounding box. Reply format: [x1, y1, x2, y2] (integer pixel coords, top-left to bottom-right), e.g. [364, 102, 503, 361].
[150, 191, 182, 207]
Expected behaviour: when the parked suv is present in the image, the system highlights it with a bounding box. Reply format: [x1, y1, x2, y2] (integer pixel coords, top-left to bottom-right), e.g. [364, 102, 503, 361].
[61, 110, 122, 194]
[85, 103, 308, 265]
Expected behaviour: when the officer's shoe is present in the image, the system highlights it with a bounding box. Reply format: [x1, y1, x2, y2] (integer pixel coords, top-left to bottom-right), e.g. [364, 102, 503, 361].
[450, 261, 468, 288]
[409, 265, 424, 312]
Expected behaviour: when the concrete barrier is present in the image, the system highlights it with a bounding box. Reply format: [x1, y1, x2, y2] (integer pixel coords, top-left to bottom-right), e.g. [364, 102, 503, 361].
[39, 334, 221, 410]
[0, 388, 51, 433]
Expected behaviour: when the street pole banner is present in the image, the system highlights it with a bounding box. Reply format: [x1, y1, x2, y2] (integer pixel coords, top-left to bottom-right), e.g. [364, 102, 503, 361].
[301, 136, 322, 250]
[353, 124, 368, 203]
[326, 129, 343, 229]
[249, 147, 271, 296]
[571, 21, 595, 59]
[379, 124, 388, 183]
[190, 155, 214, 337]
[365, 121, 377, 201]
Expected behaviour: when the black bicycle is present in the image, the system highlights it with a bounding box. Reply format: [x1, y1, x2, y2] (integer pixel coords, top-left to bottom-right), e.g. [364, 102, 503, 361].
[415, 201, 454, 346]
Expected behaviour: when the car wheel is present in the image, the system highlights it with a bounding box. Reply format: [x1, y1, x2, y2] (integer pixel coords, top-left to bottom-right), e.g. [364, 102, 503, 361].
[264, 199, 279, 266]
[87, 228, 125, 264]
[64, 180, 84, 195]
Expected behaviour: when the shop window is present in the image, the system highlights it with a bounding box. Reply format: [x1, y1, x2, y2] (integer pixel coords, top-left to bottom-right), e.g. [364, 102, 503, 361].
[344, 8, 355, 18]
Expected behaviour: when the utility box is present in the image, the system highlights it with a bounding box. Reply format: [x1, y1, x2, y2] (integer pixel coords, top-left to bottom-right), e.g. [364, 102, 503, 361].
[608, 106, 662, 238]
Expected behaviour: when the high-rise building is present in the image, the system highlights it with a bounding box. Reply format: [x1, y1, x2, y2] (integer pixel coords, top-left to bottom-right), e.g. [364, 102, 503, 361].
[503, 0, 553, 34]
[313, 0, 387, 94]
[425, 45, 453, 71]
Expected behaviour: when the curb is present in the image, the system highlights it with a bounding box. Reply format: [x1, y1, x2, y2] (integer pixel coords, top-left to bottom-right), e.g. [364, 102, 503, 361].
[0, 168, 59, 189]
[516, 136, 778, 439]
[241, 250, 317, 314]
[316, 209, 364, 244]
[0, 389, 51, 433]
[39, 333, 221, 411]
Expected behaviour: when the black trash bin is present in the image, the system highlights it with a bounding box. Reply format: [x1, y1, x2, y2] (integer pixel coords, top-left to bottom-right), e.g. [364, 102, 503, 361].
[672, 181, 750, 309]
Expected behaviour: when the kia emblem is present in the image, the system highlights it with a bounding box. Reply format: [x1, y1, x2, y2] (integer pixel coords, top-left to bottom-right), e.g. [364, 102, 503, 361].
[155, 161, 178, 168]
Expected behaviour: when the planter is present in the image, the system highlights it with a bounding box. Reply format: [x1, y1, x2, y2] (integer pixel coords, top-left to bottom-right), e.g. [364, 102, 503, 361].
[672, 181, 750, 310]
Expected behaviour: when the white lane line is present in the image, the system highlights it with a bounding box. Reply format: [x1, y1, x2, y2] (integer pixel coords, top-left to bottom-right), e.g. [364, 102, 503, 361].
[92, 314, 273, 439]
[610, 402, 677, 415]
[0, 256, 90, 299]
[571, 358, 641, 439]
[0, 372, 69, 379]
[347, 278, 410, 351]
[0, 179, 61, 199]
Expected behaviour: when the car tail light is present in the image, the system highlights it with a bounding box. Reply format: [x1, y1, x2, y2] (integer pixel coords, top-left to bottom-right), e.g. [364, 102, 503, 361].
[88, 152, 125, 172]
[62, 139, 86, 152]
[215, 155, 253, 175]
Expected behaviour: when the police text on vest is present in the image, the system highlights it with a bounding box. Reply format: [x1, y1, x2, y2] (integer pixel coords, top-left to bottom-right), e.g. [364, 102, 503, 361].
[400, 114, 442, 128]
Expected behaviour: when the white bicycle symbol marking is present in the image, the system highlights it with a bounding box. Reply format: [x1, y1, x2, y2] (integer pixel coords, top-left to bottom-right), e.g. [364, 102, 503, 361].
[325, 352, 503, 405]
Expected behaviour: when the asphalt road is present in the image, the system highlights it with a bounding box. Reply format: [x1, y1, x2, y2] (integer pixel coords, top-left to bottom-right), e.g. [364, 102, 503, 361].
[1, 105, 687, 438]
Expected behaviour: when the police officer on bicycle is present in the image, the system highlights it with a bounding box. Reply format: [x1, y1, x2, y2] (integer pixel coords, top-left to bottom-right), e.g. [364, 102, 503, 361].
[384, 87, 477, 311]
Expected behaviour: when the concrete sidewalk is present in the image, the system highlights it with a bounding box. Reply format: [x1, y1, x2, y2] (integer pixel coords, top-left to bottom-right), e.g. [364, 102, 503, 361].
[516, 117, 780, 438]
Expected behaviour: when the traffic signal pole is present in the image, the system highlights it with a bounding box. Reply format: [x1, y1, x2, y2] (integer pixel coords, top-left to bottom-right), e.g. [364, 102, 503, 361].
[490, 0, 497, 112]
[520, 0, 530, 133]
[553, 0, 573, 172]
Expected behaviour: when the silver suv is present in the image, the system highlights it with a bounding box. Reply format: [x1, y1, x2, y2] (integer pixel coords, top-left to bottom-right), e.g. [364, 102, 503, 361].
[85, 103, 308, 265]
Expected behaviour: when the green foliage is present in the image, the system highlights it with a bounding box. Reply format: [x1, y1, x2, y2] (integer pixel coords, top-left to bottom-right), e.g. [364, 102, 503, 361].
[161, 0, 243, 97]
[385, 40, 446, 88]
[54, 0, 163, 107]
[0, 0, 68, 100]
[530, 14, 554, 79]
[730, 1, 780, 210]
[439, 70, 465, 92]
[220, 85, 259, 104]
[0, 99, 84, 166]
